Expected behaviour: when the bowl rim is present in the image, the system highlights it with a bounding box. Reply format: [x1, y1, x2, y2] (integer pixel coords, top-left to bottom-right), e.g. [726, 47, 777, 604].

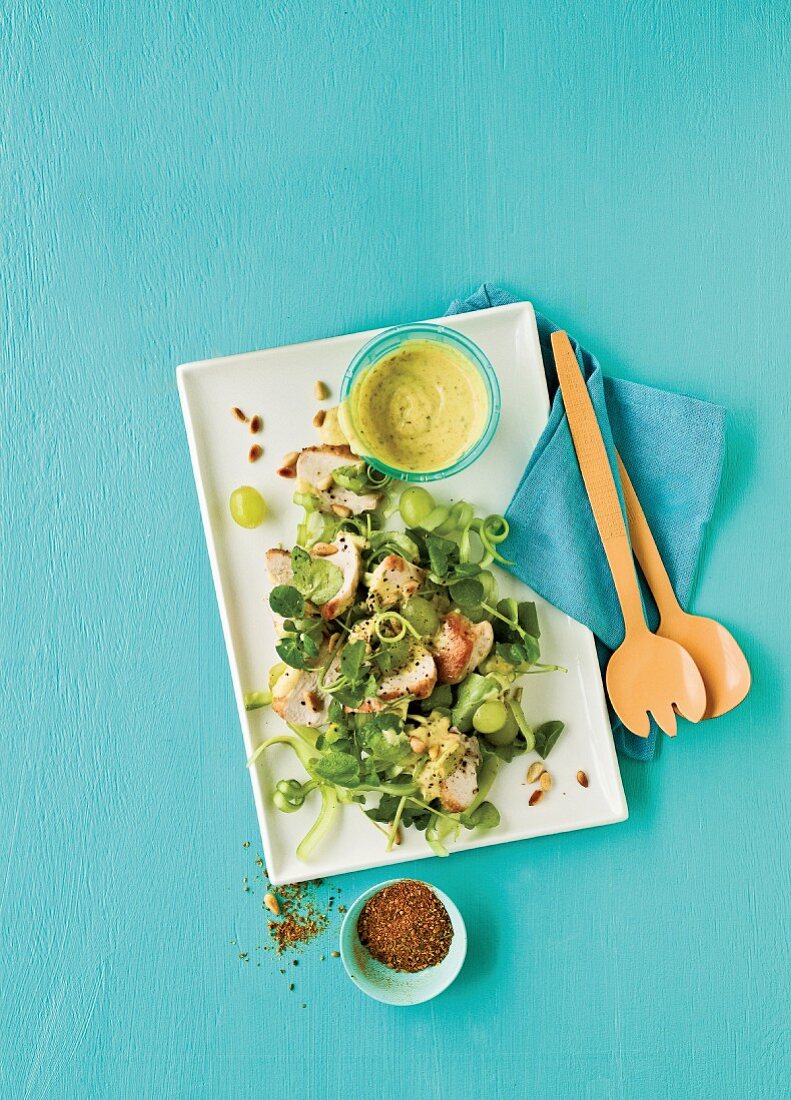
[339, 322, 501, 483]
[339, 876, 468, 1005]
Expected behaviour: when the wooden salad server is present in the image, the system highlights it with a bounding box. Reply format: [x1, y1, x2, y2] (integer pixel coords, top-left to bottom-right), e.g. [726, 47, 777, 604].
[616, 454, 751, 719]
[550, 330, 706, 737]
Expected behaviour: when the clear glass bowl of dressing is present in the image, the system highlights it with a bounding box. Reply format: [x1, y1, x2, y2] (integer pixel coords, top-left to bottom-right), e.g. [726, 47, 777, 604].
[339, 322, 501, 483]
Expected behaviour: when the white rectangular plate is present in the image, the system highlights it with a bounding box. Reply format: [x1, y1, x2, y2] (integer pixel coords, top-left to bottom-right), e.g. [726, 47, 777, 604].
[178, 303, 627, 884]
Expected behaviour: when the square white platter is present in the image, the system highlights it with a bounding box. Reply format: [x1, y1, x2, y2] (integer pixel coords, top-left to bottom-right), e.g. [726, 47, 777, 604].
[178, 302, 627, 884]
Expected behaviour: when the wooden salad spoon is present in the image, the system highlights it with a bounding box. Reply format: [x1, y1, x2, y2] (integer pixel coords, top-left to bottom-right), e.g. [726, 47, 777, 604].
[550, 331, 706, 737]
[616, 454, 751, 719]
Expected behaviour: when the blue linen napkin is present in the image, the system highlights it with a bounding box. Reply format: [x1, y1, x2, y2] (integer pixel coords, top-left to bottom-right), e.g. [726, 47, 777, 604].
[446, 284, 726, 761]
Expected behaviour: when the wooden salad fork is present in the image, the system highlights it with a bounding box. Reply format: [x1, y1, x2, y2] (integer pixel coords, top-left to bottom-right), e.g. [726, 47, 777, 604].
[616, 455, 751, 719]
[550, 331, 706, 737]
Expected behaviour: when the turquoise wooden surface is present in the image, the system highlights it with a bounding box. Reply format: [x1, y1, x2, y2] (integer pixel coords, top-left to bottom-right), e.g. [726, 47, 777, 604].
[2, 2, 788, 1097]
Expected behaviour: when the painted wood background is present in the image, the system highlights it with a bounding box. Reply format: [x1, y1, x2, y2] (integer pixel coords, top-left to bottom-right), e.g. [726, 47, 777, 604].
[2, 2, 788, 1098]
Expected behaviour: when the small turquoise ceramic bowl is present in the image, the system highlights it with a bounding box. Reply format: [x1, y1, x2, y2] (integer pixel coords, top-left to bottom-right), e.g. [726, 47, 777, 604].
[339, 322, 501, 483]
[339, 878, 467, 1005]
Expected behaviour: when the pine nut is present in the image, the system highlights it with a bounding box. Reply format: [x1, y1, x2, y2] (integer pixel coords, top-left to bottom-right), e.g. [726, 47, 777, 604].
[527, 762, 545, 784]
[248, 444, 263, 463]
[331, 503, 352, 518]
[314, 380, 329, 401]
[264, 892, 280, 915]
[528, 789, 544, 806]
[312, 409, 326, 428]
[231, 406, 248, 422]
[576, 770, 589, 788]
[409, 737, 427, 755]
[539, 771, 553, 792]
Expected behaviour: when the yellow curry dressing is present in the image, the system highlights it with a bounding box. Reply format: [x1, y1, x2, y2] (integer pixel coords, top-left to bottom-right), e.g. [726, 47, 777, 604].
[349, 340, 488, 473]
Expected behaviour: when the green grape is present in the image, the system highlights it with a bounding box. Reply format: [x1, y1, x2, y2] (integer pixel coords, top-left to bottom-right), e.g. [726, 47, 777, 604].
[472, 700, 508, 734]
[230, 485, 267, 528]
[481, 710, 519, 746]
[399, 486, 435, 527]
[401, 596, 440, 637]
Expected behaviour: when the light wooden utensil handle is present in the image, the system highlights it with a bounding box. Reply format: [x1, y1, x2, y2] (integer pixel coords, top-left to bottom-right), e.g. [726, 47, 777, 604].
[550, 331, 647, 638]
[616, 453, 680, 617]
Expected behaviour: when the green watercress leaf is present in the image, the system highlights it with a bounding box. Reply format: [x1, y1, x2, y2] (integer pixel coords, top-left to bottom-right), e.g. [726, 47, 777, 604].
[269, 585, 305, 619]
[313, 750, 361, 788]
[449, 577, 485, 610]
[461, 801, 500, 830]
[533, 720, 566, 759]
[276, 637, 308, 670]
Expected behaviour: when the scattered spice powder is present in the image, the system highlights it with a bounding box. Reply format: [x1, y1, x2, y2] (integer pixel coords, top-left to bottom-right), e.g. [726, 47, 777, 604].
[357, 880, 453, 973]
[266, 880, 330, 954]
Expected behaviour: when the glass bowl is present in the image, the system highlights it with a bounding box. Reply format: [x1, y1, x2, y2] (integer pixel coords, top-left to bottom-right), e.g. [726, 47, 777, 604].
[339, 322, 501, 483]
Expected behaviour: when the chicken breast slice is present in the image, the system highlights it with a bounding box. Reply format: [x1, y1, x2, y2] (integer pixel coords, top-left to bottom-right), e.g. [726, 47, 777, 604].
[432, 612, 495, 684]
[265, 548, 294, 587]
[367, 555, 425, 609]
[295, 445, 381, 515]
[265, 537, 360, 623]
[356, 642, 437, 713]
[314, 534, 361, 620]
[271, 665, 329, 728]
[439, 734, 482, 813]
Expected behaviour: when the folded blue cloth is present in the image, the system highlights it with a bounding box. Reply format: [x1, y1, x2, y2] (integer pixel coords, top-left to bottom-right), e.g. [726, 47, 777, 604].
[446, 284, 726, 761]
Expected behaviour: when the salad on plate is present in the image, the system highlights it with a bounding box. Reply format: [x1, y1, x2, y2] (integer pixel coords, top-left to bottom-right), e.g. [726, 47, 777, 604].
[246, 441, 565, 862]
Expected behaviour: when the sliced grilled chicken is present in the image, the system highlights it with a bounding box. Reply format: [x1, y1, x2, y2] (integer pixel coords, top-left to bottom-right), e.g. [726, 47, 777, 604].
[356, 642, 437, 713]
[367, 555, 425, 609]
[271, 665, 329, 728]
[378, 643, 437, 702]
[295, 445, 381, 515]
[265, 537, 360, 623]
[439, 734, 482, 813]
[315, 534, 361, 620]
[432, 612, 495, 684]
[265, 548, 294, 587]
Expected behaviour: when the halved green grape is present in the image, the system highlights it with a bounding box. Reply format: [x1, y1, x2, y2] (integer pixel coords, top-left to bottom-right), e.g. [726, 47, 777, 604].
[230, 485, 267, 528]
[481, 710, 519, 746]
[399, 487, 435, 527]
[472, 699, 508, 734]
[401, 596, 440, 637]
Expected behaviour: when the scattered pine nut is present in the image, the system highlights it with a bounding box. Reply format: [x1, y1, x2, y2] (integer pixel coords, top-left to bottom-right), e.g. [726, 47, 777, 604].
[331, 503, 352, 518]
[409, 737, 427, 755]
[277, 451, 300, 478]
[248, 444, 263, 463]
[312, 543, 338, 557]
[576, 770, 589, 788]
[264, 892, 280, 915]
[539, 771, 553, 792]
[527, 762, 545, 784]
[314, 380, 330, 401]
[529, 789, 544, 806]
[249, 414, 262, 433]
[317, 474, 335, 491]
[312, 409, 326, 428]
[231, 406, 248, 422]
[428, 745, 439, 760]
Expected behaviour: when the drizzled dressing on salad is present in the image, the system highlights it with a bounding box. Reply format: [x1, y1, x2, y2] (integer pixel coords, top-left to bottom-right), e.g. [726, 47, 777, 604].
[347, 340, 489, 473]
